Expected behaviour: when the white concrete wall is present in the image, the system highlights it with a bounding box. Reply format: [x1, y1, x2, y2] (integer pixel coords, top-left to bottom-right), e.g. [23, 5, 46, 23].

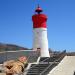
[48, 56, 75, 75]
[33, 28, 50, 57]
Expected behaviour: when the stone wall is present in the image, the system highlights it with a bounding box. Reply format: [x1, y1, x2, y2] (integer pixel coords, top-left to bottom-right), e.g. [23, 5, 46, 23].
[0, 50, 39, 63]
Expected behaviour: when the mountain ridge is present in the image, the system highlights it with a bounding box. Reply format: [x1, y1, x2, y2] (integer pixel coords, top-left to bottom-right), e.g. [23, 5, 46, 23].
[0, 43, 29, 51]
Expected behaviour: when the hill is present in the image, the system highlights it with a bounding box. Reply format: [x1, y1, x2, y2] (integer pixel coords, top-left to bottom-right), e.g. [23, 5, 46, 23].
[0, 43, 29, 51]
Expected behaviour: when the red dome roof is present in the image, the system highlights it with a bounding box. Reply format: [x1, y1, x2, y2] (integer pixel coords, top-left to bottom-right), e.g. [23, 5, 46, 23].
[35, 6, 43, 14]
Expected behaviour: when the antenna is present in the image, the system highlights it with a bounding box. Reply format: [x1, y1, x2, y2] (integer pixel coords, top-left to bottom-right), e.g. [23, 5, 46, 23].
[38, 4, 40, 8]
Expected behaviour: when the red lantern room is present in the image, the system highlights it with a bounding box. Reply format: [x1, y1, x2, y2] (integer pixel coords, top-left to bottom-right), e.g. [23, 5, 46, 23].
[32, 6, 47, 28]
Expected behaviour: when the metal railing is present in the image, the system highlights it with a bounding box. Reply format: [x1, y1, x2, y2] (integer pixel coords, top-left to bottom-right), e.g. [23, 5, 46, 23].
[39, 51, 66, 75]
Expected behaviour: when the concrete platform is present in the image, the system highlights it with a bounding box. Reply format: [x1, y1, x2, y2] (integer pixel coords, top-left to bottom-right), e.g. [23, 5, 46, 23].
[49, 56, 75, 75]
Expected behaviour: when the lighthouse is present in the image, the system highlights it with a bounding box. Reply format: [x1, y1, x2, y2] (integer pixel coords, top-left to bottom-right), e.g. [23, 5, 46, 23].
[32, 6, 50, 57]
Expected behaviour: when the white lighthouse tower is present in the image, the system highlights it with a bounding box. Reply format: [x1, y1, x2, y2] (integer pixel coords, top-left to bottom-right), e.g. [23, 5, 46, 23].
[32, 6, 50, 57]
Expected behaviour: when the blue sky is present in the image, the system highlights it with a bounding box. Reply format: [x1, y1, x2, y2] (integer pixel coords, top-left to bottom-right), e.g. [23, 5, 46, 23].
[0, 0, 75, 52]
